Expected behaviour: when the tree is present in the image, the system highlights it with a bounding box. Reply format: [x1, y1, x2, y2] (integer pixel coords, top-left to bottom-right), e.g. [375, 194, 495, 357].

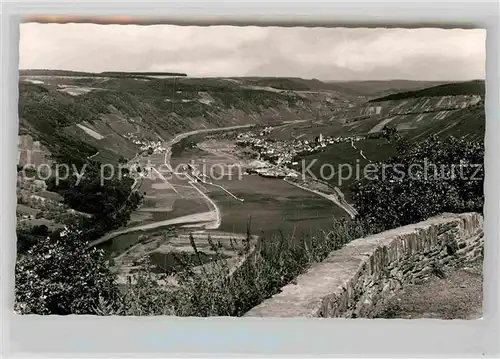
[31, 224, 49, 236]
[350, 134, 484, 231]
[53, 164, 141, 219]
[15, 229, 120, 315]
[17, 224, 52, 254]
[381, 125, 397, 141]
[17, 159, 144, 308]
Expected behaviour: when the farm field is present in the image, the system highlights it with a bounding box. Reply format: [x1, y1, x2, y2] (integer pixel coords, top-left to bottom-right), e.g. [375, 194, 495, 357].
[128, 152, 211, 226]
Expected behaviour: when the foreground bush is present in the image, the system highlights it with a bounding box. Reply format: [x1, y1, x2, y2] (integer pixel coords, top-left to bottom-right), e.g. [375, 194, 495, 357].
[351, 132, 484, 231]
[15, 229, 120, 315]
[94, 218, 374, 316]
[15, 215, 372, 316]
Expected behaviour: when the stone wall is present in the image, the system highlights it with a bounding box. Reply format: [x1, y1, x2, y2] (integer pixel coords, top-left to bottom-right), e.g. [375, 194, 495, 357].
[245, 212, 483, 318]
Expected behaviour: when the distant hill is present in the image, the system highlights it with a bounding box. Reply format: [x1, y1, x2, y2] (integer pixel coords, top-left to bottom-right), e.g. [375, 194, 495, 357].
[241, 77, 336, 91]
[325, 80, 451, 98]
[237, 78, 446, 98]
[20, 69, 99, 77]
[18, 72, 485, 167]
[18, 74, 346, 165]
[19, 69, 188, 78]
[20, 72, 456, 98]
[242, 78, 456, 100]
[368, 80, 485, 102]
[101, 71, 187, 77]
[266, 78, 484, 143]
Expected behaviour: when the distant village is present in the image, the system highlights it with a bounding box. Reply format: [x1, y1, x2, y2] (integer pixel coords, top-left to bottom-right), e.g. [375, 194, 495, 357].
[125, 133, 167, 154]
[113, 127, 366, 181]
[236, 127, 365, 170]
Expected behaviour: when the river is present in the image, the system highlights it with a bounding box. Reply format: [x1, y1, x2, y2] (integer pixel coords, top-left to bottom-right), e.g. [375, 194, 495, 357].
[170, 134, 348, 240]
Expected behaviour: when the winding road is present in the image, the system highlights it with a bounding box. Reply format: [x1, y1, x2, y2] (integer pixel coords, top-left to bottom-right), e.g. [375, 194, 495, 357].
[182, 171, 221, 229]
[350, 139, 371, 163]
[284, 178, 357, 219]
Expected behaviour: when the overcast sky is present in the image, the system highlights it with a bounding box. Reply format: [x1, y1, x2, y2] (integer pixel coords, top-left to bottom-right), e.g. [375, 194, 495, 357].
[19, 23, 485, 81]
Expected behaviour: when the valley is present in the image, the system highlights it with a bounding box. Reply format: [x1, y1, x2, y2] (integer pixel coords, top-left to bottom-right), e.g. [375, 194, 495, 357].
[16, 71, 485, 279]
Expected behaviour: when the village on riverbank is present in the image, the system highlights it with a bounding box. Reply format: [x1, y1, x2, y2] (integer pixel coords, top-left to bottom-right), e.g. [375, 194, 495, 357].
[236, 127, 365, 172]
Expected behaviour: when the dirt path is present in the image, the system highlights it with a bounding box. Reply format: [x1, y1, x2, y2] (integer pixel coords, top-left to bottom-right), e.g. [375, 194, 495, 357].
[87, 211, 218, 247]
[183, 172, 221, 229]
[284, 178, 357, 219]
[375, 264, 483, 319]
[350, 139, 371, 163]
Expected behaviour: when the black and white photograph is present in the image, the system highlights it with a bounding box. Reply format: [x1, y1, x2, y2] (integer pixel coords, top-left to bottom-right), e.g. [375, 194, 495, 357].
[15, 18, 485, 318]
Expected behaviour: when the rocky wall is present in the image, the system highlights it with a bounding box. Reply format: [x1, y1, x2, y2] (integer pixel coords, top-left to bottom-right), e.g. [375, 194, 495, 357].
[244, 212, 483, 318]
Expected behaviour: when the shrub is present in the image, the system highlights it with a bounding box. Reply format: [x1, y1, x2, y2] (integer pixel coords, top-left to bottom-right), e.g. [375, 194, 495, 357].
[350, 133, 484, 231]
[46, 163, 143, 238]
[15, 229, 120, 315]
[95, 217, 374, 316]
[94, 258, 176, 316]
